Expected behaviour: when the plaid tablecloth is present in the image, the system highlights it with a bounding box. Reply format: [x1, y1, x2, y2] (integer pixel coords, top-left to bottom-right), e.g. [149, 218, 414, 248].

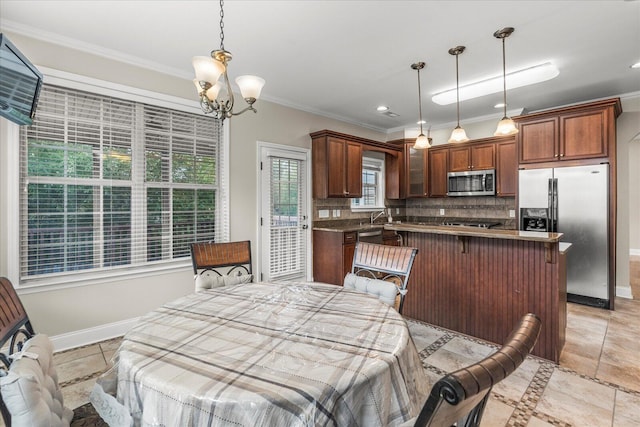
[112, 281, 428, 426]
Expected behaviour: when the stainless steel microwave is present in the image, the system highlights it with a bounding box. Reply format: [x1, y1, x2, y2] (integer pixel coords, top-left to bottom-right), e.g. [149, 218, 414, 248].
[447, 169, 495, 196]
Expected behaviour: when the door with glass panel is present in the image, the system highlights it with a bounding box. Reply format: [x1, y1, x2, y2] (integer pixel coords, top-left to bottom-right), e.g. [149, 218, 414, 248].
[259, 144, 310, 282]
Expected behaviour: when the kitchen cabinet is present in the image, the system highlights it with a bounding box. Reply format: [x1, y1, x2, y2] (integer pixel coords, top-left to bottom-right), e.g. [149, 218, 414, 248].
[313, 230, 356, 285]
[428, 147, 449, 197]
[383, 229, 400, 246]
[312, 133, 362, 198]
[404, 142, 428, 197]
[449, 143, 495, 172]
[496, 139, 517, 197]
[312, 130, 403, 199]
[516, 98, 621, 165]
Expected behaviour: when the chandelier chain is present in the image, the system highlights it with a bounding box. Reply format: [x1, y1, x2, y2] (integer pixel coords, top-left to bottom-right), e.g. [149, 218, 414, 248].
[219, 0, 225, 51]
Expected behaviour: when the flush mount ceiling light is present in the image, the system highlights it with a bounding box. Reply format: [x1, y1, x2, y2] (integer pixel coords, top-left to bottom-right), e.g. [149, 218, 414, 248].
[192, 0, 265, 121]
[631, 62, 640, 69]
[431, 62, 559, 106]
[376, 105, 389, 112]
[494, 27, 519, 136]
[411, 62, 431, 149]
[448, 46, 470, 143]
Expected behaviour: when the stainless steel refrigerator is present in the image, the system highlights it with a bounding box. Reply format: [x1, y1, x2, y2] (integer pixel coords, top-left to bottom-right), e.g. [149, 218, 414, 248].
[518, 164, 609, 308]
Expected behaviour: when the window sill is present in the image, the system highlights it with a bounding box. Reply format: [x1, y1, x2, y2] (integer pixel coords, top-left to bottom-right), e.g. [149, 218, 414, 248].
[15, 260, 192, 295]
[350, 207, 386, 213]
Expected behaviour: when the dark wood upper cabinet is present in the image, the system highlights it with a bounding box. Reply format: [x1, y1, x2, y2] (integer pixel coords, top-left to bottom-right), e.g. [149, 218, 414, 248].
[449, 143, 495, 172]
[311, 130, 403, 199]
[428, 147, 448, 197]
[515, 98, 621, 165]
[496, 139, 516, 197]
[312, 133, 362, 198]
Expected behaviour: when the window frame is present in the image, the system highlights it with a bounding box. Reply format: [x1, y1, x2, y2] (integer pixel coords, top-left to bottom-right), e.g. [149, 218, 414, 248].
[351, 155, 386, 211]
[2, 67, 229, 291]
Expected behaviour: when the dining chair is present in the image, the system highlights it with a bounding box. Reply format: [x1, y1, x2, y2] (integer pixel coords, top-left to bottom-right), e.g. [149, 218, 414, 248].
[346, 241, 418, 313]
[190, 240, 253, 291]
[0, 277, 107, 427]
[406, 313, 542, 427]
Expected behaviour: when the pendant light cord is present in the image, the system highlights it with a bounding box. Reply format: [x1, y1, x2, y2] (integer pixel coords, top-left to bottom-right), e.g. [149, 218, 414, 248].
[501, 36, 507, 118]
[455, 53, 461, 127]
[417, 67, 424, 134]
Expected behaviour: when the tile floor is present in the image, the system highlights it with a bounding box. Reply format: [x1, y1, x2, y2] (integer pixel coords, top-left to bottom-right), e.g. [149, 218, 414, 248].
[5, 298, 639, 427]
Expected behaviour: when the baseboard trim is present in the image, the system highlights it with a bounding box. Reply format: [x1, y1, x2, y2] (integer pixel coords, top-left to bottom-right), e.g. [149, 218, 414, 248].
[616, 286, 633, 299]
[50, 317, 139, 352]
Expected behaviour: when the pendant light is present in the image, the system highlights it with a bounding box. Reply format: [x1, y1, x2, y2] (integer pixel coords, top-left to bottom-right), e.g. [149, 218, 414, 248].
[448, 46, 469, 143]
[494, 27, 519, 136]
[412, 62, 431, 149]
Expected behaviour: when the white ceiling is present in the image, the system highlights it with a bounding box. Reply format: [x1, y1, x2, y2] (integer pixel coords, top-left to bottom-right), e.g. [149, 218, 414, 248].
[2, 0, 639, 133]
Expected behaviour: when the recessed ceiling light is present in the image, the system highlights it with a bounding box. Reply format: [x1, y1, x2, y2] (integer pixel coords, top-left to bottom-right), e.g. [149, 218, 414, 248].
[494, 103, 505, 109]
[376, 105, 389, 112]
[417, 120, 426, 125]
[631, 62, 640, 69]
[432, 62, 559, 105]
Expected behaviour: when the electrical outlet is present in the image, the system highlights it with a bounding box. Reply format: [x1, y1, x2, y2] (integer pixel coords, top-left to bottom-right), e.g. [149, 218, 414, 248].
[509, 209, 515, 218]
[318, 209, 329, 218]
[396, 208, 400, 214]
[333, 209, 340, 218]
[439, 209, 445, 216]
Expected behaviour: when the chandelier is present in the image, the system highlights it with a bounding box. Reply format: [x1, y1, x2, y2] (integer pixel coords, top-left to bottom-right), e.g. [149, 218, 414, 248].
[192, 0, 265, 120]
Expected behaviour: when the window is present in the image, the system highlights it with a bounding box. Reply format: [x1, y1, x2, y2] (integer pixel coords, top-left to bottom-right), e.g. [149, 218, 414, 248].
[351, 154, 385, 210]
[19, 84, 224, 285]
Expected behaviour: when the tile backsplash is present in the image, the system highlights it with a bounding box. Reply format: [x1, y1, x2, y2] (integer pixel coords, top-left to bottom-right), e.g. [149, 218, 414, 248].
[313, 196, 516, 229]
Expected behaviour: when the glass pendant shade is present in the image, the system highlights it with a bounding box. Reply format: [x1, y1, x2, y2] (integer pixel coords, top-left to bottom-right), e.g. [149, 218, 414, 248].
[414, 133, 431, 149]
[236, 75, 266, 100]
[494, 117, 519, 136]
[192, 56, 225, 85]
[205, 82, 222, 102]
[449, 126, 470, 143]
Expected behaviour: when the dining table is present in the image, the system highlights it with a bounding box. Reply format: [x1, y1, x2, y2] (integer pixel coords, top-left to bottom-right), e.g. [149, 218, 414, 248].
[91, 281, 429, 427]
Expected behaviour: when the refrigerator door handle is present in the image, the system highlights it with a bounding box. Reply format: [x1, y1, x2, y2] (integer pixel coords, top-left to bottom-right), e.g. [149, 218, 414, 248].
[551, 178, 558, 232]
[547, 178, 553, 232]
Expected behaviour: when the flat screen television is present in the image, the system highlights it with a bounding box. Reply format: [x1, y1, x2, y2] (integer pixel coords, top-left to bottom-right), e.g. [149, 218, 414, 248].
[0, 33, 43, 126]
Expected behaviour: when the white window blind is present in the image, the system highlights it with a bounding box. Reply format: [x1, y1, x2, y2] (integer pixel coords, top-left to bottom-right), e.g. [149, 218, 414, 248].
[268, 156, 305, 279]
[19, 84, 223, 284]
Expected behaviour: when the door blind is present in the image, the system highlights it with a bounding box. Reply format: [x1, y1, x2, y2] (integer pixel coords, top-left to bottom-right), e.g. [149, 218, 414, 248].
[268, 156, 305, 279]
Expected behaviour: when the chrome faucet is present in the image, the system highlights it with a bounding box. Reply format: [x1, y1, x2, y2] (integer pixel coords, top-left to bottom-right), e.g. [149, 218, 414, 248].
[370, 210, 386, 224]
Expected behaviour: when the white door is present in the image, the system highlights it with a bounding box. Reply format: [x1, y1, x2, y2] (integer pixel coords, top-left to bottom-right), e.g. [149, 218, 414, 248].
[258, 143, 311, 282]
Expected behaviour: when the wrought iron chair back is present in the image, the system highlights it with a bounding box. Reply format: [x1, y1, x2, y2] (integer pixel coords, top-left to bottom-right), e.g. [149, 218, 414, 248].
[0, 277, 36, 426]
[350, 242, 418, 313]
[190, 240, 253, 277]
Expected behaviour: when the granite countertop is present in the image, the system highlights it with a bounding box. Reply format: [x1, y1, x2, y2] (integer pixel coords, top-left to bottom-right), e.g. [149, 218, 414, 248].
[383, 222, 563, 243]
[312, 223, 386, 233]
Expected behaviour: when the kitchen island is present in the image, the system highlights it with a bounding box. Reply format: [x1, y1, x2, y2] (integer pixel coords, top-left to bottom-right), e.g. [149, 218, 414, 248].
[385, 223, 566, 362]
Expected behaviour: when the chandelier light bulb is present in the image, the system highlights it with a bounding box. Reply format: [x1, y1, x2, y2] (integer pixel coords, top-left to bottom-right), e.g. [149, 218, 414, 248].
[414, 133, 431, 149]
[449, 126, 470, 143]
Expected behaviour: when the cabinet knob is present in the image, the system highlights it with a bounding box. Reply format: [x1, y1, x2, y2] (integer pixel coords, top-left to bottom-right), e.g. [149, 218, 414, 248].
[560, 153, 565, 157]
[554, 154, 559, 158]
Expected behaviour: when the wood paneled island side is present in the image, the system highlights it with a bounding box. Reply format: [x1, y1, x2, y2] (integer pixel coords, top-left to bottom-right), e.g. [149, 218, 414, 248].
[385, 223, 567, 362]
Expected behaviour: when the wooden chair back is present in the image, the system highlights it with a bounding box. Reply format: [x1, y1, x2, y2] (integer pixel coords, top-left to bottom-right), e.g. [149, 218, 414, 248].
[413, 313, 542, 427]
[351, 242, 418, 313]
[0, 277, 36, 426]
[190, 241, 253, 276]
